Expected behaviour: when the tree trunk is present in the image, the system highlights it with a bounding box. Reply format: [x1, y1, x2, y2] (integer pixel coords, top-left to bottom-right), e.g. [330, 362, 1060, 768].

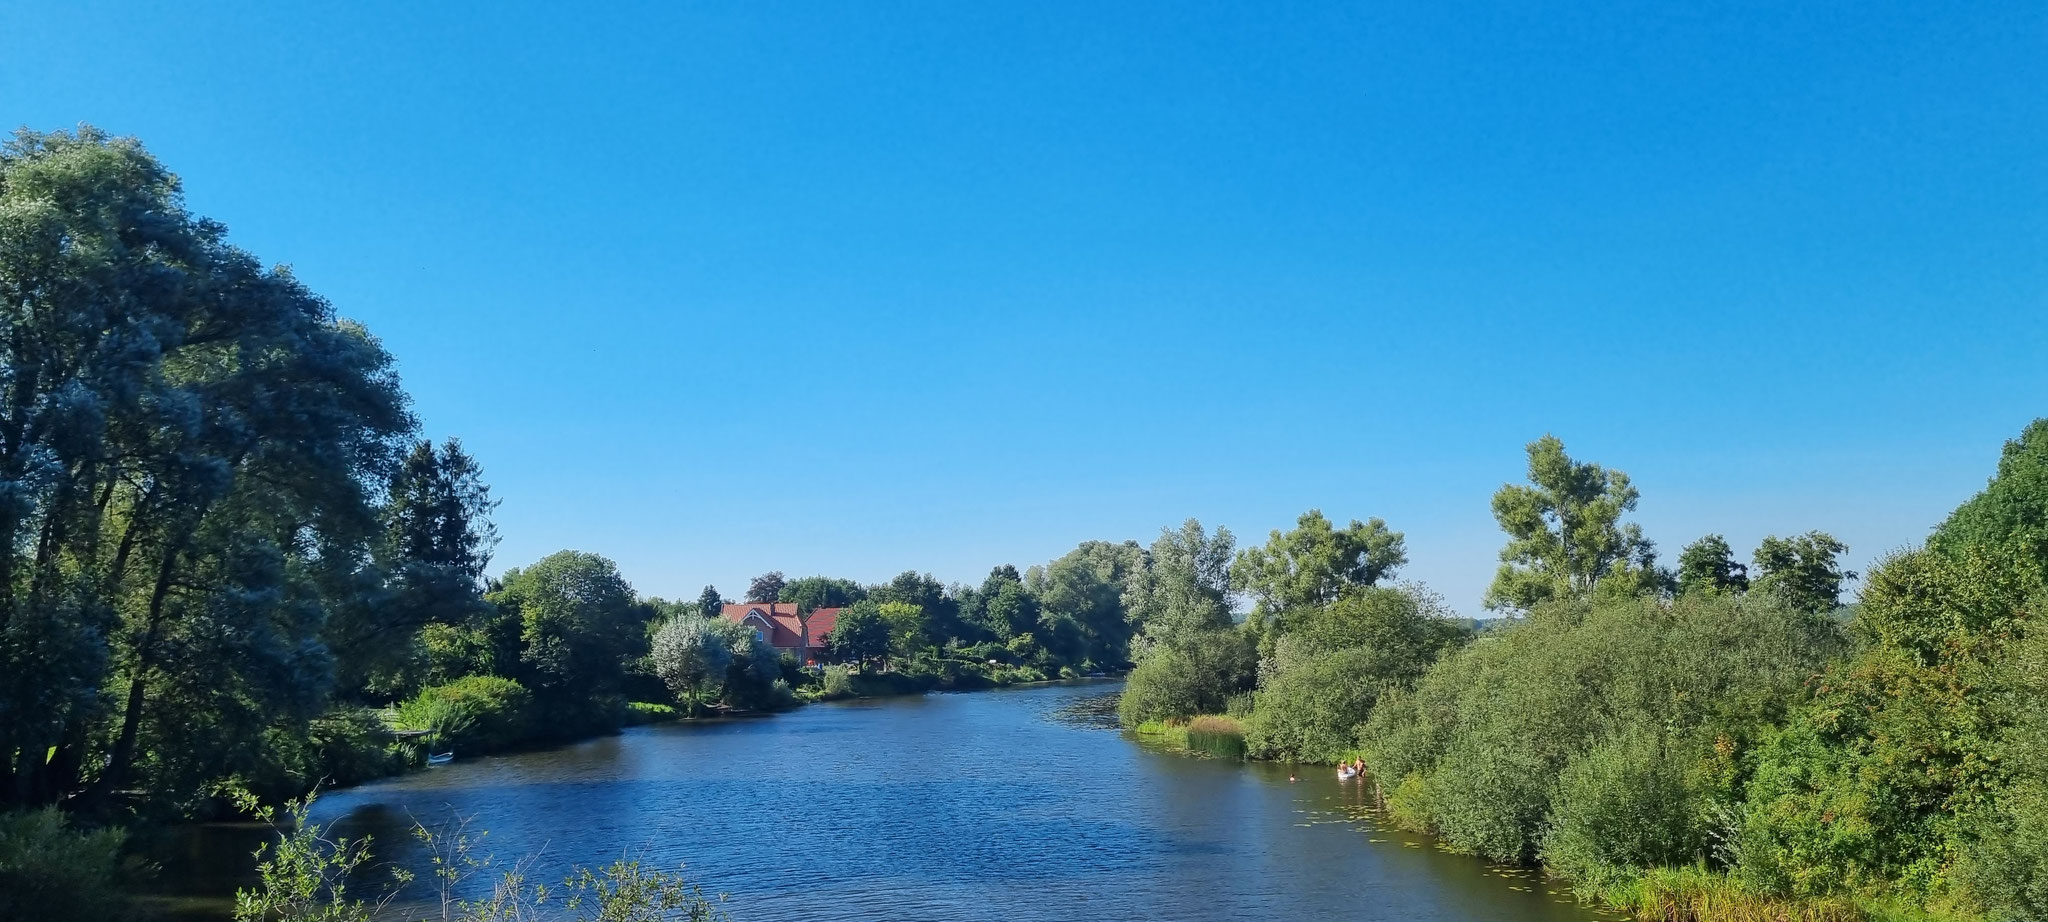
[98, 548, 180, 795]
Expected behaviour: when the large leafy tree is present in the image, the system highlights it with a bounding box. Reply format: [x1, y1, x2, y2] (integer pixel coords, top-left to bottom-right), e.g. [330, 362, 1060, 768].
[1124, 518, 1237, 646]
[0, 128, 416, 808]
[1751, 532, 1852, 616]
[1029, 540, 1146, 667]
[490, 551, 644, 712]
[1676, 534, 1749, 595]
[1234, 509, 1406, 632]
[1485, 435, 1656, 611]
[778, 576, 865, 610]
[828, 601, 892, 671]
[744, 571, 785, 603]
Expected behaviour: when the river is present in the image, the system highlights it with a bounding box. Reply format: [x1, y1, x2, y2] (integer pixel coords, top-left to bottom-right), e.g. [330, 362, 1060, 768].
[153, 681, 1618, 921]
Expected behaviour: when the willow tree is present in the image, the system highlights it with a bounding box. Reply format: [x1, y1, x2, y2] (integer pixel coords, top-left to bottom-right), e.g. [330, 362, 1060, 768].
[0, 128, 415, 808]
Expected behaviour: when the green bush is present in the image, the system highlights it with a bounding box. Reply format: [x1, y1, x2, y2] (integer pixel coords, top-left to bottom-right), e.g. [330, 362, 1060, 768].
[1540, 729, 1704, 885]
[1245, 644, 1390, 763]
[396, 675, 533, 754]
[1117, 629, 1256, 726]
[821, 664, 857, 700]
[0, 809, 131, 922]
[308, 707, 407, 787]
[1361, 591, 1839, 868]
[621, 702, 678, 726]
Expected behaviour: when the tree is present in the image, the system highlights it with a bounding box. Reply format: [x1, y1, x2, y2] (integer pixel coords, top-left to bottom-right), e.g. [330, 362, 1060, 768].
[870, 570, 965, 643]
[1234, 510, 1406, 632]
[1124, 519, 1237, 648]
[1676, 534, 1748, 595]
[0, 128, 417, 808]
[1485, 435, 1654, 611]
[650, 616, 732, 715]
[1932, 418, 2048, 567]
[828, 602, 892, 671]
[1029, 540, 1146, 667]
[695, 585, 724, 619]
[966, 565, 1039, 640]
[778, 576, 865, 610]
[744, 571, 785, 603]
[491, 552, 644, 713]
[878, 601, 929, 664]
[1751, 531, 1852, 615]
[333, 438, 499, 696]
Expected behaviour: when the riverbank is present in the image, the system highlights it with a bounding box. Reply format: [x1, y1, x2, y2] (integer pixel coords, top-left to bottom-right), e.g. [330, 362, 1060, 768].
[256, 682, 1596, 922]
[1120, 715, 1949, 922]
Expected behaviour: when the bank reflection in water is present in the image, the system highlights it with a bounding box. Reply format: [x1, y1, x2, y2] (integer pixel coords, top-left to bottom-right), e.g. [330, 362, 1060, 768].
[249, 682, 1604, 921]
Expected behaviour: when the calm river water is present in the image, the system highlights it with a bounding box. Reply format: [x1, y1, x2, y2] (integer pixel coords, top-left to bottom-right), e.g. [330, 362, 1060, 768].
[156, 681, 1618, 922]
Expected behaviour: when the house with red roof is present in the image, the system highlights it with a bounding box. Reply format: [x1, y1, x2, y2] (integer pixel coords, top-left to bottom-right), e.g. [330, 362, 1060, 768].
[721, 602, 841, 665]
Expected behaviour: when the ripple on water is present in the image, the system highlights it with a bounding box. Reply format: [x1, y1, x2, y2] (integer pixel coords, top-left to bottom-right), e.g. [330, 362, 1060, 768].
[277, 682, 1596, 922]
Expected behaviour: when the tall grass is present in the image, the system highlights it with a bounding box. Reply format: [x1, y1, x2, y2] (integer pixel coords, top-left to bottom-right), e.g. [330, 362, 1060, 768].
[1595, 866, 1878, 922]
[1184, 715, 1248, 760]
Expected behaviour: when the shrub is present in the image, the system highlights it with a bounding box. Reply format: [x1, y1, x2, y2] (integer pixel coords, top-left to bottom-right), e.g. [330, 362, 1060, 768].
[397, 676, 533, 754]
[821, 664, 857, 700]
[1541, 729, 1704, 885]
[308, 707, 407, 787]
[1117, 629, 1257, 726]
[621, 702, 677, 726]
[0, 809, 131, 922]
[1246, 644, 1391, 763]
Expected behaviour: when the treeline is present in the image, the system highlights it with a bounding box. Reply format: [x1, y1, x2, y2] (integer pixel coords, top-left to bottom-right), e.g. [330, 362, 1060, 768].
[1122, 431, 2048, 922]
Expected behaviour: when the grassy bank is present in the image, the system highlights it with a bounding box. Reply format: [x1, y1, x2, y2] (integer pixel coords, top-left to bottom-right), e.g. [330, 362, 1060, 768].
[1131, 715, 1248, 759]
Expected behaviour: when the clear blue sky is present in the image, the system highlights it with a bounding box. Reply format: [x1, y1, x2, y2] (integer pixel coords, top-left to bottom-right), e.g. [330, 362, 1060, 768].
[8, 1, 2045, 613]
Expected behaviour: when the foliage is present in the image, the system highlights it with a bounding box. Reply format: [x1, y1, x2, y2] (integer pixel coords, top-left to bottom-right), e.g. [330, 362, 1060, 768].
[694, 585, 724, 619]
[1117, 628, 1257, 726]
[1485, 434, 1657, 610]
[649, 615, 732, 714]
[778, 575, 865, 610]
[1124, 519, 1237, 646]
[1027, 539, 1145, 668]
[1735, 534, 2038, 904]
[1678, 534, 1750, 595]
[828, 601, 893, 669]
[233, 794, 399, 922]
[1362, 591, 1841, 865]
[744, 571, 785, 604]
[620, 702, 677, 726]
[1540, 728, 1704, 885]
[1752, 532, 1854, 616]
[0, 127, 420, 811]
[490, 551, 645, 717]
[1244, 586, 1469, 762]
[1931, 418, 2048, 561]
[0, 808, 131, 922]
[395, 676, 533, 754]
[1234, 510, 1406, 633]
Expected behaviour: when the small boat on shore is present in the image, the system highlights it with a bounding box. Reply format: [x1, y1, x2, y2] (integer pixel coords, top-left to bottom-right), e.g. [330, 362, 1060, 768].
[427, 751, 454, 766]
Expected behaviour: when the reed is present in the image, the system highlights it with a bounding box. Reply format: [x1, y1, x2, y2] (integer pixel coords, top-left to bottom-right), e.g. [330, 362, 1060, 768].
[1596, 867, 1870, 922]
[1184, 715, 1248, 760]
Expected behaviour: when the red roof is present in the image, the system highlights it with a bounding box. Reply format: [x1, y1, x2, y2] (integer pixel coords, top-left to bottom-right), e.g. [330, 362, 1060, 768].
[720, 603, 841, 658]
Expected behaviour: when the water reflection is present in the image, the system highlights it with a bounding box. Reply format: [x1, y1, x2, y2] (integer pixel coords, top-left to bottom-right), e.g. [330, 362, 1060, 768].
[162, 682, 1611, 921]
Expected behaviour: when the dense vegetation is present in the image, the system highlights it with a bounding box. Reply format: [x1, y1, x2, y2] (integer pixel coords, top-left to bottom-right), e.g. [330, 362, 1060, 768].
[4, 127, 2043, 922]
[1120, 429, 2048, 922]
